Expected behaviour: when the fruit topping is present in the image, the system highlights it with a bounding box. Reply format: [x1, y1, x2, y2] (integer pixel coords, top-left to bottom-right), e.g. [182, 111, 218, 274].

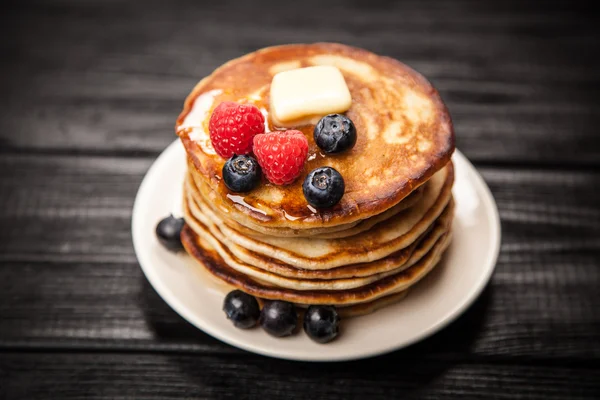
[303, 305, 340, 343]
[314, 114, 357, 154]
[222, 290, 261, 329]
[253, 130, 308, 185]
[259, 300, 298, 337]
[155, 214, 185, 252]
[208, 101, 265, 158]
[222, 154, 261, 192]
[303, 167, 345, 208]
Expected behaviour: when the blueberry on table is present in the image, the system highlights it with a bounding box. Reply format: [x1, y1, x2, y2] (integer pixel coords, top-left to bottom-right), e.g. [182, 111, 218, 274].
[313, 114, 357, 154]
[303, 305, 340, 343]
[155, 214, 185, 252]
[222, 154, 261, 192]
[223, 290, 260, 329]
[303, 167, 345, 209]
[259, 300, 298, 337]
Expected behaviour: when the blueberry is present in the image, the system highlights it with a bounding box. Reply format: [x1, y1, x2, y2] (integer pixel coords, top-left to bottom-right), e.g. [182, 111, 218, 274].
[302, 167, 345, 209]
[222, 154, 261, 192]
[223, 290, 260, 329]
[313, 114, 357, 154]
[303, 305, 340, 343]
[259, 300, 298, 337]
[155, 214, 185, 252]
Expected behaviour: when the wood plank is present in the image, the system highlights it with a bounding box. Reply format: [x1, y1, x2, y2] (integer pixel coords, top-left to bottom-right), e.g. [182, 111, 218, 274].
[1, 257, 599, 360]
[0, 154, 599, 359]
[1, 352, 599, 400]
[2, 155, 599, 262]
[0, 0, 598, 164]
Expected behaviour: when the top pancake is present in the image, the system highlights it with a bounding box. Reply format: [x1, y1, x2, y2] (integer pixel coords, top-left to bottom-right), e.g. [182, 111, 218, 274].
[176, 43, 454, 230]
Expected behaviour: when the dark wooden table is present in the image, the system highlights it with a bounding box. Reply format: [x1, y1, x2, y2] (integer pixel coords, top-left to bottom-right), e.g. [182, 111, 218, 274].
[1, 0, 599, 398]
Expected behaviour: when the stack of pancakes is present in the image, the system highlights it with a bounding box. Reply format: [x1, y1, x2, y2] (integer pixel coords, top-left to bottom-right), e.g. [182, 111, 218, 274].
[176, 43, 455, 318]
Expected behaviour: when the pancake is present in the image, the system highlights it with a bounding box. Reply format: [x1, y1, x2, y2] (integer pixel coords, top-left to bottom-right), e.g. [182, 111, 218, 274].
[189, 165, 369, 237]
[185, 178, 454, 280]
[181, 223, 452, 305]
[256, 291, 410, 319]
[183, 237, 413, 318]
[174, 43, 457, 319]
[335, 290, 409, 318]
[183, 186, 454, 289]
[182, 206, 451, 291]
[187, 162, 453, 270]
[189, 163, 425, 239]
[176, 43, 455, 232]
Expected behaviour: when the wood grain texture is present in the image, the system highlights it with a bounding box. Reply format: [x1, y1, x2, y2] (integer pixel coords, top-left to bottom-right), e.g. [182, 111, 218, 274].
[1, 352, 599, 400]
[0, 154, 599, 361]
[0, 0, 598, 164]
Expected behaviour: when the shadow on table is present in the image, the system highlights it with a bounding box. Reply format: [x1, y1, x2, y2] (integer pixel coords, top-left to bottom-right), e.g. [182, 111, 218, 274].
[140, 274, 493, 396]
[139, 277, 233, 350]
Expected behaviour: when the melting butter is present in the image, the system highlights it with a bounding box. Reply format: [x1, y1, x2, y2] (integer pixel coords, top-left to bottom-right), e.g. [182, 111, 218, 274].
[269, 66, 352, 128]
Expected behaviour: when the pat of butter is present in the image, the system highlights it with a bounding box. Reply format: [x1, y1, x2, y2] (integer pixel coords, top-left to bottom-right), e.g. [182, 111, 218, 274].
[270, 66, 352, 127]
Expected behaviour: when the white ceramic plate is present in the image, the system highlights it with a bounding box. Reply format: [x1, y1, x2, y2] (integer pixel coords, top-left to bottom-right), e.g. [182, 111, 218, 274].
[132, 140, 501, 362]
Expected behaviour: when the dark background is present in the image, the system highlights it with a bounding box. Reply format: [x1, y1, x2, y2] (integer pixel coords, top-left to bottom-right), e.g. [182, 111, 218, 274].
[1, 0, 599, 398]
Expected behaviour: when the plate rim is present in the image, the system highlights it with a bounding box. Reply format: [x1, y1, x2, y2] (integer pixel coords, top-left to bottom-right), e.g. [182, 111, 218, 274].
[132, 140, 501, 362]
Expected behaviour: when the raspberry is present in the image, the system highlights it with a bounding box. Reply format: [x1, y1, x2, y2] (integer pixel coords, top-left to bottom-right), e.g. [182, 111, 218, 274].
[253, 131, 309, 185]
[208, 101, 265, 158]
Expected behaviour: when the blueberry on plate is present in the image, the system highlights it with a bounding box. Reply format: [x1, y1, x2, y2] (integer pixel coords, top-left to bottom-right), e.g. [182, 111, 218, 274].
[222, 290, 260, 329]
[222, 154, 261, 192]
[303, 305, 340, 343]
[314, 114, 357, 154]
[155, 214, 185, 252]
[303, 167, 345, 209]
[259, 300, 298, 337]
